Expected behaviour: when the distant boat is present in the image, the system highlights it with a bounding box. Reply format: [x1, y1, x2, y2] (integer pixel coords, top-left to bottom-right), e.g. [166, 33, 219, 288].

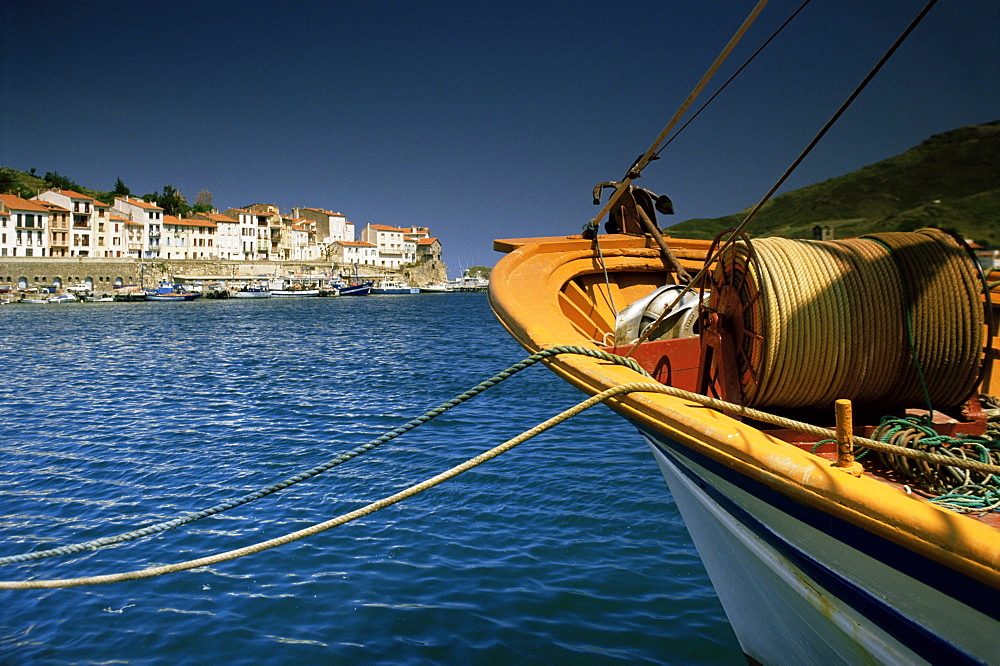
[233, 286, 272, 298]
[371, 280, 420, 294]
[83, 295, 115, 302]
[420, 282, 453, 293]
[145, 291, 202, 302]
[270, 281, 321, 297]
[448, 273, 489, 292]
[337, 282, 372, 296]
[272, 289, 321, 297]
[47, 293, 79, 304]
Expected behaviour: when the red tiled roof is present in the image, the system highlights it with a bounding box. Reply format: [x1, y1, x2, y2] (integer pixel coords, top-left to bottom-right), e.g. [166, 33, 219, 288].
[164, 215, 217, 228]
[55, 189, 96, 201]
[0, 193, 50, 212]
[116, 196, 163, 210]
[369, 224, 406, 232]
[417, 237, 439, 245]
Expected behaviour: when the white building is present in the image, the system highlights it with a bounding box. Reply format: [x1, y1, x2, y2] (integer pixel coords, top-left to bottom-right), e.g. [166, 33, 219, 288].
[328, 240, 378, 266]
[35, 189, 97, 257]
[161, 215, 218, 259]
[288, 219, 320, 261]
[113, 196, 164, 258]
[188, 212, 241, 260]
[360, 224, 417, 268]
[0, 193, 49, 257]
[295, 208, 355, 245]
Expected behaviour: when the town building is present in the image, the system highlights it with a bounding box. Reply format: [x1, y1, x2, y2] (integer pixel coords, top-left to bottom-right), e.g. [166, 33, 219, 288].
[328, 240, 378, 266]
[34, 200, 70, 257]
[416, 237, 442, 263]
[360, 224, 417, 268]
[113, 196, 165, 258]
[35, 189, 97, 257]
[161, 215, 218, 259]
[0, 193, 50, 257]
[294, 208, 355, 250]
[188, 212, 241, 260]
[0, 189, 445, 269]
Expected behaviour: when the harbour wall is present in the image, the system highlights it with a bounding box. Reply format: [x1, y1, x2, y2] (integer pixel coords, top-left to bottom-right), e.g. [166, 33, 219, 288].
[0, 257, 448, 291]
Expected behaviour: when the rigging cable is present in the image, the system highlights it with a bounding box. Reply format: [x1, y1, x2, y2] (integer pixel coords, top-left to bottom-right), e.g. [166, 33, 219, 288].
[654, 0, 811, 157]
[624, 0, 942, 356]
[587, 0, 770, 234]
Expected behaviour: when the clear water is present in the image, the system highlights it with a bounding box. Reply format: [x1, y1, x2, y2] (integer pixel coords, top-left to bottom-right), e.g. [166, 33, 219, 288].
[0, 294, 741, 663]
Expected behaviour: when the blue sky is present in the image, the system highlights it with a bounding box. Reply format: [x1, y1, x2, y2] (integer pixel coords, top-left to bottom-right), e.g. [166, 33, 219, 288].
[1, 0, 996, 275]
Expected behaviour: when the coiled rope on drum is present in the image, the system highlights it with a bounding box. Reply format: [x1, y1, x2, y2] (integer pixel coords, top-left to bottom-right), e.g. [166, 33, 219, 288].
[729, 228, 984, 410]
[0, 346, 647, 567]
[4, 375, 998, 589]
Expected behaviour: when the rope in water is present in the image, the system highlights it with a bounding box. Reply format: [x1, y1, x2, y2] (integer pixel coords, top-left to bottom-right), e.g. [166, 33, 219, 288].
[724, 229, 984, 409]
[0, 346, 648, 567]
[4, 378, 1000, 589]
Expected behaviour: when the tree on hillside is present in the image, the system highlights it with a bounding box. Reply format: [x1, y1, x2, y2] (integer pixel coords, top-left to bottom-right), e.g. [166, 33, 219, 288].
[193, 189, 213, 213]
[113, 177, 131, 196]
[155, 185, 188, 216]
[44, 171, 80, 191]
[0, 168, 18, 194]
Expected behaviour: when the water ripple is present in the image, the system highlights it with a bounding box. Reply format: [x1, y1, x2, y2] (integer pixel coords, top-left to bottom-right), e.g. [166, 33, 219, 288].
[0, 296, 740, 663]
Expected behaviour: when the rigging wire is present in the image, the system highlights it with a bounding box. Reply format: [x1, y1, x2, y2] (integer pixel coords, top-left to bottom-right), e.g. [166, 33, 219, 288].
[624, 0, 942, 357]
[588, 0, 770, 233]
[654, 0, 811, 157]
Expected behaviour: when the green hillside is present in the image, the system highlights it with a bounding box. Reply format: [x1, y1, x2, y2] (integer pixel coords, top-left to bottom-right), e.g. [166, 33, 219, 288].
[665, 121, 1000, 248]
[0, 167, 116, 204]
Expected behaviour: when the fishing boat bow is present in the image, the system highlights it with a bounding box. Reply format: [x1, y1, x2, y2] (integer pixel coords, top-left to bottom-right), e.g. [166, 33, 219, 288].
[489, 231, 999, 664]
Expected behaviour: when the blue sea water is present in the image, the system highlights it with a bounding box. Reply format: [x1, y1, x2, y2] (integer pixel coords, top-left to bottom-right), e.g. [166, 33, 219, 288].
[0, 294, 741, 664]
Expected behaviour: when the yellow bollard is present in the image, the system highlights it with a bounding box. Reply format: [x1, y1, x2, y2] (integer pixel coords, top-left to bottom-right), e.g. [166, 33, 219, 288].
[834, 398, 864, 477]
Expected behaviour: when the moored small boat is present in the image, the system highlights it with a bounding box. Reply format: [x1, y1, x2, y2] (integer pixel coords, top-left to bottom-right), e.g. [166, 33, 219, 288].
[419, 282, 453, 293]
[232, 286, 272, 298]
[337, 281, 373, 296]
[145, 291, 202, 302]
[490, 230, 1000, 664]
[371, 279, 420, 294]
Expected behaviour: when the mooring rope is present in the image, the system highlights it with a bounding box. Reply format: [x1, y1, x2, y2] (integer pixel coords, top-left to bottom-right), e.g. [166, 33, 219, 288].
[4, 378, 998, 589]
[0, 346, 648, 567]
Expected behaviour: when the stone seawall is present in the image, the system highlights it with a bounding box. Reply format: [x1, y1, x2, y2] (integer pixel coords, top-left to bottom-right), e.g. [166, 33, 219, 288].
[0, 257, 448, 291]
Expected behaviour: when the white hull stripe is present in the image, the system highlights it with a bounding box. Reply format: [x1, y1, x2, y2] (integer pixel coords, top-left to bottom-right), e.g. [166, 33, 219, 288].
[644, 430, 988, 665]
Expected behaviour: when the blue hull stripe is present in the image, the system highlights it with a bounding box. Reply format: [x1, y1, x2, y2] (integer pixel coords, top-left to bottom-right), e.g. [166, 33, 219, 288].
[644, 430, 990, 665]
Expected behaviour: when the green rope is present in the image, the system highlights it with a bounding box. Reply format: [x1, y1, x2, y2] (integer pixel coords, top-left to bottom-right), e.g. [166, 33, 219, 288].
[867, 415, 1000, 513]
[0, 346, 648, 566]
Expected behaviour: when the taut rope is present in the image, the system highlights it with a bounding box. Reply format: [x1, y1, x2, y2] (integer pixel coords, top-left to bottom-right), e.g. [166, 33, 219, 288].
[3, 377, 998, 589]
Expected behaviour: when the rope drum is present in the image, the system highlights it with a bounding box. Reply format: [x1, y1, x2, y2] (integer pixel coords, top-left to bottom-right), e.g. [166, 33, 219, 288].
[711, 228, 984, 409]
